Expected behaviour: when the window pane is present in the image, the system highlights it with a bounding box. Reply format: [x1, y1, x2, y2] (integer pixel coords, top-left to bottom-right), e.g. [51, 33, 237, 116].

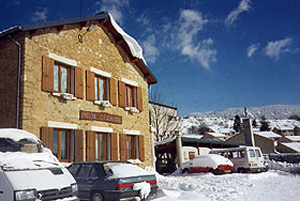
[99, 78, 105, 101]
[126, 137, 130, 159]
[60, 131, 67, 160]
[95, 134, 99, 160]
[94, 77, 98, 100]
[61, 66, 68, 93]
[54, 65, 59, 92]
[100, 134, 105, 159]
[53, 130, 58, 157]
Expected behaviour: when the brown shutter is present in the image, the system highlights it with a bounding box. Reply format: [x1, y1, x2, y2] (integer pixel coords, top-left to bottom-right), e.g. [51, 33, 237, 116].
[74, 130, 84, 162]
[86, 131, 95, 161]
[138, 135, 145, 162]
[74, 67, 84, 99]
[40, 127, 53, 150]
[110, 133, 118, 160]
[136, 87, 143, 111]
[109, 78, 117, 106]
[42, 56, 54, 92]
[119, 134, 127, 161]
[86, 71, 95, 101]
[118, 81, 126, 108]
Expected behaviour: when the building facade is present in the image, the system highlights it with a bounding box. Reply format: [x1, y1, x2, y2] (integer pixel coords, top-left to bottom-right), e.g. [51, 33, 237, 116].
[0, 12, 157, 167]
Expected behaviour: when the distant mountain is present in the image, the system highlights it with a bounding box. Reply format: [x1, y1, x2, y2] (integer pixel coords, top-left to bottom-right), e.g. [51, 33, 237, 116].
[190, 105, 300, 120]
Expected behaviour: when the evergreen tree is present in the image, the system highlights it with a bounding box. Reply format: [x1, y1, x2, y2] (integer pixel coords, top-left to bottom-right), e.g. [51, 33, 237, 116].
[252, 119, 257, 128]
[260, 116, 270, 131]
[233, 115, 241, 132]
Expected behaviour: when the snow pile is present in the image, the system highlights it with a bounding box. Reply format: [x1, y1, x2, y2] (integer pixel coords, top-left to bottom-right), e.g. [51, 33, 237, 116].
[133, 182, 151, 199]
[266, 159, 300, 174]
[109, 13, 146, 64]
[153, 171, 300, 201]
[0, 149, 60, 170]
[107, 163, 153, 178]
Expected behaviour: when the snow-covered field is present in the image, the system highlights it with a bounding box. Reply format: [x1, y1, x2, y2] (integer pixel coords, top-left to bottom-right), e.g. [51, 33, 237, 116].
[151, 171, 300, 201]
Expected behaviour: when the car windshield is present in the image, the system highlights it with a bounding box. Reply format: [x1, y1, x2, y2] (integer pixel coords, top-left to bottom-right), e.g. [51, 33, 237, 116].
[0, 138, 42, 153]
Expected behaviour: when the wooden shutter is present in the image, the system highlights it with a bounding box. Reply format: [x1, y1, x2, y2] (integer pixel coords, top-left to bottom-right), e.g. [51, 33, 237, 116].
[86, 71, 95, 101]
[118, 81, 126, 108]
[40, 127, 53, 150]
[42, 56, 54, 92]
[119, 134, 127, 161]
[110, 133, 118, 160]
[138, 135, 145, 162]
[136, 87, 143, 111]
[86, 131, 95, 161]
[74, 130, 84, 162]
[109, 78, 117, 106]
[74, 67, 84, 99]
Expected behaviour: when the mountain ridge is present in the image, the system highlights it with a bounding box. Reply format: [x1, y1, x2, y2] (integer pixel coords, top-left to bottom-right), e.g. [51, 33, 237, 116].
[190, 104, 300, 119]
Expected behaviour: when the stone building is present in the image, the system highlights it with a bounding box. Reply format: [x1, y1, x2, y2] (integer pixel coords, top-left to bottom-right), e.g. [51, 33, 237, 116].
[0, 12, 157, 167]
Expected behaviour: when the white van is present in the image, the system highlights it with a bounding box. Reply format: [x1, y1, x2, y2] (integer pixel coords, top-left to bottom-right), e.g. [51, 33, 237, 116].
[210, 146, 268, 173]
[0, 129, 78, 201]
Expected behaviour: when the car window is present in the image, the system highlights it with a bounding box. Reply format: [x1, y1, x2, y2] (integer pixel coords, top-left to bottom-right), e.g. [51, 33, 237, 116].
[68, 164, 80, 176]
[255, 149, 261, 157]
[77, 164, 93, 177]
[89, 166, 98, 177]
[249, 149, 255, 157]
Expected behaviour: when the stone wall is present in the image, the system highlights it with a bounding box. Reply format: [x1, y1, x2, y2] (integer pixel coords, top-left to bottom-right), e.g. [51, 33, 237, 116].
[20, 22, 153, 167]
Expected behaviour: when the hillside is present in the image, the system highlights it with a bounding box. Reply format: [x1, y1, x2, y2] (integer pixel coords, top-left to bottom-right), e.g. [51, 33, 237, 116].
[190, 105, 300, 120]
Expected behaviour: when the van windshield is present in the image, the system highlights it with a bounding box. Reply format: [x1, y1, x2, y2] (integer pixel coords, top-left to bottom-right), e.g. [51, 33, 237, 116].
[0, 138, 42, 153]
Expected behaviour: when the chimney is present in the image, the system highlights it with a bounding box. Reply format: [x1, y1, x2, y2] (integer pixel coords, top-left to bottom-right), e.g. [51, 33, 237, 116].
[243, 118, 255, 146]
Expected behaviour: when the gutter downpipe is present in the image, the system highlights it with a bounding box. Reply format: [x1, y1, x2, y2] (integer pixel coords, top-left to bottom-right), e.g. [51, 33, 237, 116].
[8, 34, 21, 128]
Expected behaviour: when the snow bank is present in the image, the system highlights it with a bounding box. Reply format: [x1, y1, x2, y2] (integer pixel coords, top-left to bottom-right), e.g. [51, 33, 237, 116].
[109, 13, 146, 64]
[107, 163, 153, 178]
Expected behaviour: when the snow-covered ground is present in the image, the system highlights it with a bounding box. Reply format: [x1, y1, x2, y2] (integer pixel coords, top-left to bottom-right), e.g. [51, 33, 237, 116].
[151, 171, 300, 201]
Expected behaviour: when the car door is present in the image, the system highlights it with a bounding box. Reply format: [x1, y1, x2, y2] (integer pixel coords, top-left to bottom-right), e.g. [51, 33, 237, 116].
[75, 164, 94, 199]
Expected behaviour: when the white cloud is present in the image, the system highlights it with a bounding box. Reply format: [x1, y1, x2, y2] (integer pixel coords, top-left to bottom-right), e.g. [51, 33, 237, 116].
[96, 0, 129, 25]
[247, 43, 259, 58]
[142, 35, 159, 63]
[136, 11, 151, 26]
[31, 8, 48, 22]
[175, 9, 216, 68]
[225, 0, 251, 26]
[265, 38, 292, 59]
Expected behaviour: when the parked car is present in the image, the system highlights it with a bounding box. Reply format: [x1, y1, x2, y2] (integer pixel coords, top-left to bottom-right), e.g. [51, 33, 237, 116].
[210, 146, 268, 173]
[68, 161, 158, 201]
[181, 154, 235, 175]
[0, 128, 78, 201]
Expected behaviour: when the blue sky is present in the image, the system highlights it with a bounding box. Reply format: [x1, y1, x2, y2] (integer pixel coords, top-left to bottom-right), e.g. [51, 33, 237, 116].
[1, 0, 299, 115]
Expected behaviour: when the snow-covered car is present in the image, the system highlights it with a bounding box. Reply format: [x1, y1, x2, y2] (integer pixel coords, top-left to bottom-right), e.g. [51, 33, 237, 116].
[0, 129, 78, 201]
[68, 161, 158, 201]
[181, 154, 235, 175]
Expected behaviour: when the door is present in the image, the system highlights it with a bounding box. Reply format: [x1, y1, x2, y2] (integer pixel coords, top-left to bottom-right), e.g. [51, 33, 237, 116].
[76, 164, 94, 199]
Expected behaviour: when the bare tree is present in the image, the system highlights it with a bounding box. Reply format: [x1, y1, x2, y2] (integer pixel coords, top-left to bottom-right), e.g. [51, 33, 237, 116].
[149, 90, 180, 141]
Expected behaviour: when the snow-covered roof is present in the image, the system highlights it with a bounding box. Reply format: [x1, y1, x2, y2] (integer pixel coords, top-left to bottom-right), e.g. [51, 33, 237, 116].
[273, 125, 295, 130]
[154, 137, 176, 146]
[0, 128, 39, 142]
[183, 135, 204, 140]
[280, 143, 300, 153]
[207, 132, 226, 138]
[254, 131, 282, 139]
[109, 13, 146, 64]
[284, 136, 300, 142]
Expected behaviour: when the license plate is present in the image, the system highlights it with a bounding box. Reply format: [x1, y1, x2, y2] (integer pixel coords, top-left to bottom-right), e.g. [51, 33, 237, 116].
[224, 170, 231, 173]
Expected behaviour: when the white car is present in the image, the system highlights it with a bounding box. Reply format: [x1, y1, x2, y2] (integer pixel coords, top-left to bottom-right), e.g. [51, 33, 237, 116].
[181, 154, 235, 175]
[0, 129, 78, 201]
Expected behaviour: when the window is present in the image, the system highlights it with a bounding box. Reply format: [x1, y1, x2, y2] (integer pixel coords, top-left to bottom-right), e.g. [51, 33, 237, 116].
[255, 149, 261, 157]
[53, 129, 72, 162]
[95, 133, 110, 161]
[94, 75, 108, 101]
[249, 149, 255, 157]
[77, 164, 93, 177]
[53, 62, 71, 93]
[125, 84, 136, 107]
[126, 135, 139, 159]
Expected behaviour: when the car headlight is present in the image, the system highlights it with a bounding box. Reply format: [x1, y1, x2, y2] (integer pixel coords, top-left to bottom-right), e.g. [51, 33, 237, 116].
[71, 184, 78, 195]
[15, 189, 36, 201]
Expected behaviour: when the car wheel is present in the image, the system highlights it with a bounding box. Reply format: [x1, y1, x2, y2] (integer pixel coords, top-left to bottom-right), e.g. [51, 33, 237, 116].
[182, 168, 188, 173]
[91, 192, 104, 201]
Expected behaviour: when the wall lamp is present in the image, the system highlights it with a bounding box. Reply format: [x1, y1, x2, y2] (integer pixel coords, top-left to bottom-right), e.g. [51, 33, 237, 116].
[78, 24, 95, 43]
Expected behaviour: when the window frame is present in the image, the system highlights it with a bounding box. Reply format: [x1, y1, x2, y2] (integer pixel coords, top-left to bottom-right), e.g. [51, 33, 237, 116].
[95, 132, 111, 161]
[125, 84, 136, 107]
[53, 61, 71, 93]
[53, 128, 71, 162]
[94, 75, 108, 101]
[126, 135, 139, 159]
